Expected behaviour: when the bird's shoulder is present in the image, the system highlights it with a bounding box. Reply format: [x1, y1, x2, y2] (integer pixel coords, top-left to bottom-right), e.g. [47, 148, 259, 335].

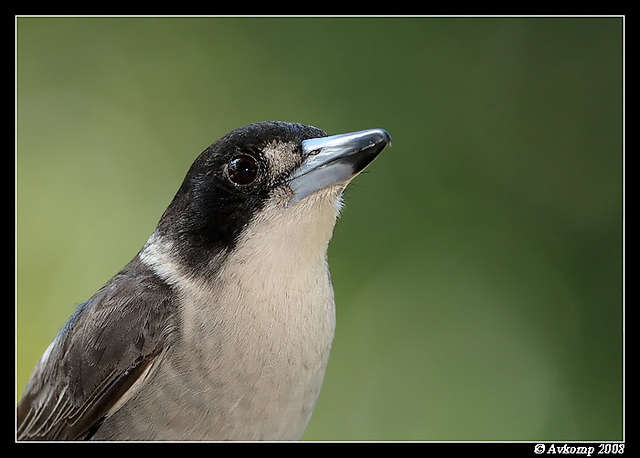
[17, 256, 180, 440]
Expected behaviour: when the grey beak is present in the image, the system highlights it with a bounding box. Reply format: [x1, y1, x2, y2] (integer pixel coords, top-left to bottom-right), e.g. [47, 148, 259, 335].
[289, 128, 391, 202]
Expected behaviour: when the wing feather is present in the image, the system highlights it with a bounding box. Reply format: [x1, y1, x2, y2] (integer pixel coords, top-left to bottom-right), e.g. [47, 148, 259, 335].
[17, 257, 178, 440]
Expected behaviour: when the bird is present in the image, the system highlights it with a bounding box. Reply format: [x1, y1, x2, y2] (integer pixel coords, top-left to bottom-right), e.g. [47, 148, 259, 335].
[17, 121, 391, 441]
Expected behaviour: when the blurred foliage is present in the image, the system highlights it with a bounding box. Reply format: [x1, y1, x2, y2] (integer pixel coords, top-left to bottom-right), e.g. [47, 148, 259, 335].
[16, 16, 623, 441]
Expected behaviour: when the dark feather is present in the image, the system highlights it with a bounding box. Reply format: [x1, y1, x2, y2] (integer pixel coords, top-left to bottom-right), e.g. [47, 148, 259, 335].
[17, 256, 179, 440]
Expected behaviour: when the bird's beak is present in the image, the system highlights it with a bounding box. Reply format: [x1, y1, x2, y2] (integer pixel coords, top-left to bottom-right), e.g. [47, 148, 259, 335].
[289, 129, 392, 202]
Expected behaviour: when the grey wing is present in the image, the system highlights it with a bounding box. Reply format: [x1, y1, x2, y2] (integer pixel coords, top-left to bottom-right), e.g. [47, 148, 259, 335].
[17, 258, 179, 440]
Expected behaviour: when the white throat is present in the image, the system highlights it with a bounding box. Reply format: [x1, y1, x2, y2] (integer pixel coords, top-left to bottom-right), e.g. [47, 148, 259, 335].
[138, 189, 342, 439]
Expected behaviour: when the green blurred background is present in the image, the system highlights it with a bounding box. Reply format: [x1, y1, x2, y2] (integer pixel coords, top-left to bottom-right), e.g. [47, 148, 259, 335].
[16, 17, 623, 441]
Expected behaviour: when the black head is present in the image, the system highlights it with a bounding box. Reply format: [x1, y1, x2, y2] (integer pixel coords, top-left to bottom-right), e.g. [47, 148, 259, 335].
[155, 121, 328, 269]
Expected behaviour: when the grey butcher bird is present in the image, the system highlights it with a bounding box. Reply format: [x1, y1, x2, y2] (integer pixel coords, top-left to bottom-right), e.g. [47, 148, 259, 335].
[17, 121, 391, 441]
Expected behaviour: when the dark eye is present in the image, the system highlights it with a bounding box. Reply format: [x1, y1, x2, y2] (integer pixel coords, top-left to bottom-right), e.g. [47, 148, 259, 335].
[226, 154, 258, 185]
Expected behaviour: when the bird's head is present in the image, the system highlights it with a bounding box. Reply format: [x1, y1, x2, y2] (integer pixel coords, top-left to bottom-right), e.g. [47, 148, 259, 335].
[153, 121, 391, 274]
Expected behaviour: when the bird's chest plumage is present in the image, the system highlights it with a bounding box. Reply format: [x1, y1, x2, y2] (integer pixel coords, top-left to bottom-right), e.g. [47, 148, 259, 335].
[174, 258, 336, 440]
[103, 225, 337, 440]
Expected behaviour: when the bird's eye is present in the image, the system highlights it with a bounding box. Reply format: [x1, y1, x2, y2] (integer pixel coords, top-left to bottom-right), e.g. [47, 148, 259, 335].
[226, 154, 259, 185]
